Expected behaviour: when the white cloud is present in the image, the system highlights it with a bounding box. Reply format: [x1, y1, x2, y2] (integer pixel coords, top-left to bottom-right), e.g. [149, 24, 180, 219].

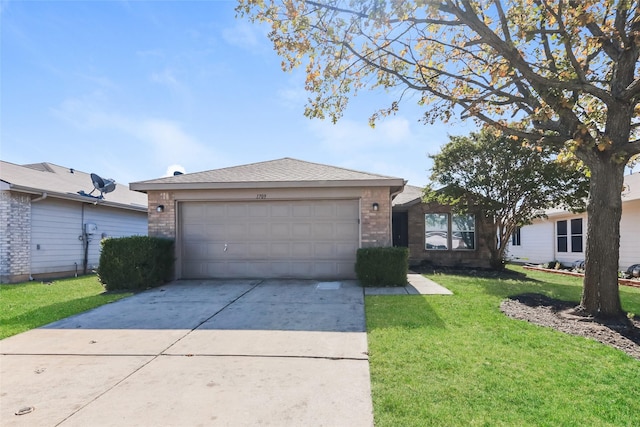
[309, 116, 413, 151]
[52, 96, 218, 174]
[150, 68, 179, 87]
[221, 21, 269, 52]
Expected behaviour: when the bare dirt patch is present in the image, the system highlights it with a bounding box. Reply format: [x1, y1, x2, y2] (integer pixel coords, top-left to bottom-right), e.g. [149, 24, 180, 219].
[501, 293, 640, 360]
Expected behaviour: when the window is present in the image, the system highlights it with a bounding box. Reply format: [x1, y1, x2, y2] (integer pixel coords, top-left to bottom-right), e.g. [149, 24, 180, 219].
[452, 214, 475, 250]
[511, 227, 521, 246]
[557, 218, 583, 253]
[557, 220, 568, 252]
[571, 218, 583, 252]
[425, 213, 476, 251]
[425, 213, 449, 250]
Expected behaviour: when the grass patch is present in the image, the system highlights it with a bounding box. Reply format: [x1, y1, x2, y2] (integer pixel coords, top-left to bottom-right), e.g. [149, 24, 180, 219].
[366, 266, 640, 427]
[0, 275, 131, 339]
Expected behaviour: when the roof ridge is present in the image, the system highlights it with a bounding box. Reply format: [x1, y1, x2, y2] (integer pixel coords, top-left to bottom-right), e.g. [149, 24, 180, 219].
[278, 157, 403, 180]
[22, 162, 55, 173]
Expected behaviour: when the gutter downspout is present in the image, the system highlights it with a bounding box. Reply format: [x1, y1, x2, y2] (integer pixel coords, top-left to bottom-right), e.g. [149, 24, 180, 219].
[31, 192, 47, 203]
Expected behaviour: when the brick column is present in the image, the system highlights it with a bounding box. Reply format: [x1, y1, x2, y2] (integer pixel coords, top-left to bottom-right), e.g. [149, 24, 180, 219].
[361, 187, 392, 247]
[0, 191, 32, 283]
[147, 191, 176, 238]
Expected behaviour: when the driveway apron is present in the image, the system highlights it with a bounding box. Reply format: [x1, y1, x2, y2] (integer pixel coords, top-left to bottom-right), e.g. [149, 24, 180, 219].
[0, 280, 373, 426]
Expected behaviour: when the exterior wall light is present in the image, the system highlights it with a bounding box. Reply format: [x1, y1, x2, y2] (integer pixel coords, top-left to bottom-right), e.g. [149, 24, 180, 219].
[156, 205, 165, 213]
[372, 203, 379, 211]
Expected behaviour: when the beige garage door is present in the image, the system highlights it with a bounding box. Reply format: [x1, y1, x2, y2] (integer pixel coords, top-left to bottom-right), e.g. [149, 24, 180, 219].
[180, 200, 359, 279]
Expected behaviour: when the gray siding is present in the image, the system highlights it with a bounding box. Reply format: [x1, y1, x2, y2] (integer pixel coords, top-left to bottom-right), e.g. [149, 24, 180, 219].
[30, 199, 147, 276]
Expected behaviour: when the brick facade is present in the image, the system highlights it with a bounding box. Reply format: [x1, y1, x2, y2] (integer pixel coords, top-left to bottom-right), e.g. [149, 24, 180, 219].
[360, 187, 392, 247]
[405, 201, 495, 269]
[146, 187, 393, 247]
[147, 191, 176, 238]
[0, 191, 32, 283]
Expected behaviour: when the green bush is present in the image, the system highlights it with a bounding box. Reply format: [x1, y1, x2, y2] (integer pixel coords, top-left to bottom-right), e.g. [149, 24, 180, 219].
[98, 236, 174, 291]
[355, 247, 409, 286]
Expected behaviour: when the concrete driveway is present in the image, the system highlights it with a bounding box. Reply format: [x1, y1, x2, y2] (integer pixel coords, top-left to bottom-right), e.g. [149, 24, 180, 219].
[0, 279, 373, 426]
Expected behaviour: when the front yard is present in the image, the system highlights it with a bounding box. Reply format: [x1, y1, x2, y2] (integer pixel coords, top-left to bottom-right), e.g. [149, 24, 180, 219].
[366, 266, 640, 427]
[0, 275, 131, 340]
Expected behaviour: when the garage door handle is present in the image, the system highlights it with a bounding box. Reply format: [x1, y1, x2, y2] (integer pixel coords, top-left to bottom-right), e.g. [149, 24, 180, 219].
[224, 243, 228, 252]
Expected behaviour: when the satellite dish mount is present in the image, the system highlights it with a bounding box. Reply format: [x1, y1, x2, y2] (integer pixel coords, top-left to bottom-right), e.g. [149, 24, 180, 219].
[78, 173, 116, 200]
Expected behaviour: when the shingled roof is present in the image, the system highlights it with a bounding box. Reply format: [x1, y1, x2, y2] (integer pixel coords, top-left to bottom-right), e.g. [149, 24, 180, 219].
[1, 161, 147, 211]
[130, 158, 406, 192]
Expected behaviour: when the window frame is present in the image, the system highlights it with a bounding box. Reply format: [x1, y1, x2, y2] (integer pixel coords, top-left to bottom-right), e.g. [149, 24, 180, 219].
[425, 213, 450, 250]
[511, 227, 521, 246]
[451, 213, 476, 251]
[424, 213, 476, 251]
[557, 218, 584, 253]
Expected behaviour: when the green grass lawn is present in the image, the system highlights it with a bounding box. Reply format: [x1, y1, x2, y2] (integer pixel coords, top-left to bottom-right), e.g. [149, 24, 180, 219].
[0, 275, 131, 340]
[366, 266, 640, 427]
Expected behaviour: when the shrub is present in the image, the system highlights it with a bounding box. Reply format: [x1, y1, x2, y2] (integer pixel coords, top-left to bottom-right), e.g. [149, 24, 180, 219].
[355, 247, 409, 286]
[98, 236, 174, 291]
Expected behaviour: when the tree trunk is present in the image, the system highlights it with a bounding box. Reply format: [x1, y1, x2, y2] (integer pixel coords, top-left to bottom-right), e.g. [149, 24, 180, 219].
[580, 159, 625, 319]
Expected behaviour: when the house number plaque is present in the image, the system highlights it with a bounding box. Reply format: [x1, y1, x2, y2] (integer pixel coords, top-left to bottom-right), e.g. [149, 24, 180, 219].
[256, 194, 267, 199]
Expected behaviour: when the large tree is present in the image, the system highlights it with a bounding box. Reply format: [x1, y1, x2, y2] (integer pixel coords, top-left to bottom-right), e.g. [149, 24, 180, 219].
[238, 0, 640, 319]
[424, 128, 590, 269]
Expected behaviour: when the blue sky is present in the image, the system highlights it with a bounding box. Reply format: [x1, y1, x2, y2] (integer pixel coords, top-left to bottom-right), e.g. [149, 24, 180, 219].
[1, 0, 479, 187]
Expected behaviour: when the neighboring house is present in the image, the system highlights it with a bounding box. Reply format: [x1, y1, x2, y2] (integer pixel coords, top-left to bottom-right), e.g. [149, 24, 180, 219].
[0, 161, 148, 283]
[130, 158, 405, 280]
[507, 171, 640, 271]
[392, 185, 497, 269]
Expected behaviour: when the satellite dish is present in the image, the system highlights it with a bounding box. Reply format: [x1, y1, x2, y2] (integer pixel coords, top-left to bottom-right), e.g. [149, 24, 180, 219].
[78, 173, 116, 200]
[90, 173, 116, 197]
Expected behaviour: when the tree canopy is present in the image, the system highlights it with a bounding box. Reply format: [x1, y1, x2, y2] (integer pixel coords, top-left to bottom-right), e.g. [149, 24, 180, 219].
[424, 128, 590, 268]
[238, 0, 640, 319]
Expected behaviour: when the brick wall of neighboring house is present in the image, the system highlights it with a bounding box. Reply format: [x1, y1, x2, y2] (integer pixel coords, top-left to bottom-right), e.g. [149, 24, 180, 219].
[147, 191, 176, 238]
[0, 191, 31, 283]
[360, 187, 393, 247]
[406, 201, 495, 269]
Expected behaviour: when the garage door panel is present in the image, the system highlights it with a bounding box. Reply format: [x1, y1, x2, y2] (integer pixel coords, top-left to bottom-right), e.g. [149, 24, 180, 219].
[337, 202, 359, 216]
[314, 242, 335, 257]
[204, 224, 226, 239]
[249, 204, 269, 217]
[183, 225, 205, 240]
[336, 223, 358, 239]
[336, 242, 358, 257]
[270, 223, 290, 239]
[314, 204, 335, 217]
[183, 243, 206, 260]
[270, 205, 291, 217]
[291, 242, 313, 258]
[313, 223, 334, 238]
[227, 204, 248, 218]
[248, 223, 269, 239]
[248, 243, 269, 257]
[292, 205, 311, 217]
[291, 223, 312, 238]
[270, 243, 290, 257]
[180, 200, 359, 279]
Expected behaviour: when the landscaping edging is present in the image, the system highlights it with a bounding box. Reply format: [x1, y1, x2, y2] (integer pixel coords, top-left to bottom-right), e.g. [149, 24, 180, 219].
[522, 266, 640, 289]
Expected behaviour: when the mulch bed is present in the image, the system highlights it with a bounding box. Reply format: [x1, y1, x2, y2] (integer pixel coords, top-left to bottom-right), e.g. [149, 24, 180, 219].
[501, 293, 640, 361]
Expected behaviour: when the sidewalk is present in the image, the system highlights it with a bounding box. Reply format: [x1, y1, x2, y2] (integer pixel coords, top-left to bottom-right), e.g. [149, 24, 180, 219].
[364, 272, 453, 295]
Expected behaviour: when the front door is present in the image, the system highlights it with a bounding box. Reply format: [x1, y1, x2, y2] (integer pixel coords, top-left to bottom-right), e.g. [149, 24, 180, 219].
[392, 212, 408, 247]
